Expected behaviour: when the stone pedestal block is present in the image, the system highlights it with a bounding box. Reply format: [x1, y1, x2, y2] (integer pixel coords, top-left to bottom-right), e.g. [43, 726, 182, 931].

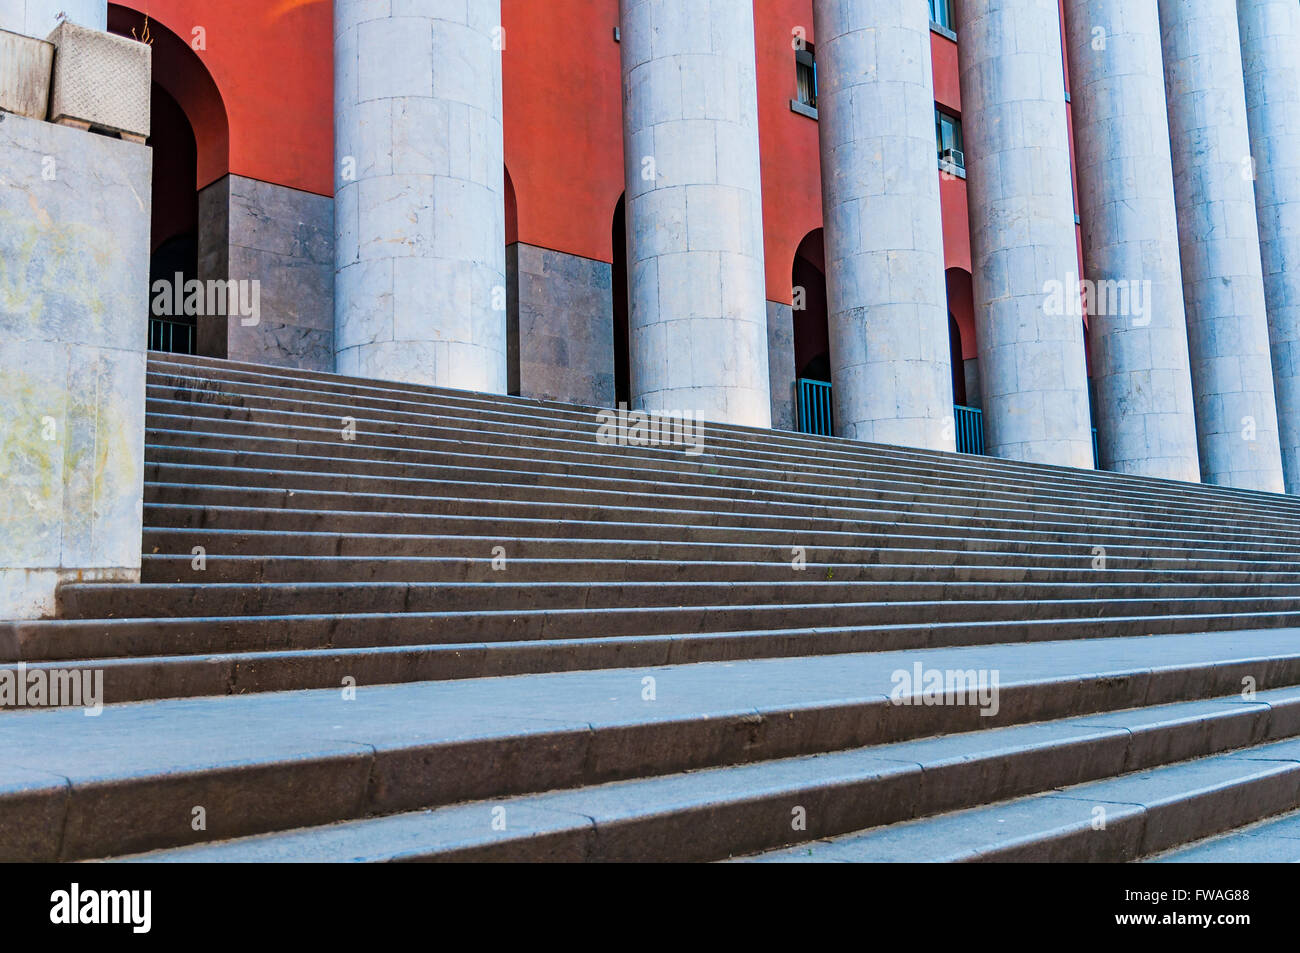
[507, 244, 616, 407]
[0, 29, 52, 119]
[0, 113, 151, 619]
[197, 175, 335, 372]
[767, 301, 797, 432]
[47, 20, 151, 141]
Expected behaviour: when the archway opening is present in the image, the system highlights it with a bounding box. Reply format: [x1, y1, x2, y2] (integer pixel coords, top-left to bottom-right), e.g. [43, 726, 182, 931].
[945, 267, 978, 409]
[611, 195, 630, 408]
[948, 314, 967, 406]
[505, 165, 521, 396]
[109, 4, 230, 355]
[146, 85, 199, 353]
[791, 229, 831, 435]
[792, 230, 829, 382]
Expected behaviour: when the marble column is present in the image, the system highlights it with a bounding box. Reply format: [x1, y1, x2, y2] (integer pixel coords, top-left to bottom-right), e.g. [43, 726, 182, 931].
[1063, 0, 1200, 481]
[334, 0, 508, 392]
[619, 0, 772, 428]
[1159, 0, 1285, 491]
[956, 0, 1095, 467]
[1238, 0, 1300, 494]
[812, 0, 955, 451]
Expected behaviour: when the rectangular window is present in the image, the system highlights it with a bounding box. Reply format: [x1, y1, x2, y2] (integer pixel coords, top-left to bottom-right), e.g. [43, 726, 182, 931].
[936, 108, 964, 173]
[929, 0, 954, 31]
[796, 45, 817, 109]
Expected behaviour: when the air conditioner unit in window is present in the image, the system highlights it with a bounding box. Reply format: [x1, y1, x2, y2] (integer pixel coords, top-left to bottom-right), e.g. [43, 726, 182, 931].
[940, 148, 965, 171]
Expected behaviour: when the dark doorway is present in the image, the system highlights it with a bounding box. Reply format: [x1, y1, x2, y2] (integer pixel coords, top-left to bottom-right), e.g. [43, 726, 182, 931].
[146, 85, 199, 353]
[792, 230, 829, 382]
[949, 314, 967, 406]
[612, 195, 631, 408]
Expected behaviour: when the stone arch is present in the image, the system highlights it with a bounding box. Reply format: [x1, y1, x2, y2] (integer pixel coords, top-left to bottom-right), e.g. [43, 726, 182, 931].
[792, 230, 829, 382]
[946, 267, 978, 409]
[612, 194, 630, 408]
[109, 4, 230, 356]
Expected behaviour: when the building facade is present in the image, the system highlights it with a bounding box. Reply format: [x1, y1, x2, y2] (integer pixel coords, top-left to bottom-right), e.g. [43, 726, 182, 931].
[4, 0, 1300, 493]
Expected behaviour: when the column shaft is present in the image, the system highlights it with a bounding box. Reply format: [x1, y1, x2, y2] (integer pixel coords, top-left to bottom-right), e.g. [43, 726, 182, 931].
[1063, 0, 1200, 481]
[956, 0, 1094, 467]
[334, 1, 508, 392]
[619, 0, 772, 428]
[1159, 0, 1285, 491]
[812, 0, 955, 451]
[1239, 0, 1300, 493]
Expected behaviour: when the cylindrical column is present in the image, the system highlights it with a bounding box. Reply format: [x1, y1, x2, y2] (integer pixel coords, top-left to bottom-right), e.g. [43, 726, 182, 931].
[1159, 0, 1285, 492]
[956, 0, 1094, 467]
[812, 0, 955, 451]
[334, 1, 507, 392]
[619, 0, 771, 428]
[1063, 0, 1200, 481]
[1239, 0, 1300, 494]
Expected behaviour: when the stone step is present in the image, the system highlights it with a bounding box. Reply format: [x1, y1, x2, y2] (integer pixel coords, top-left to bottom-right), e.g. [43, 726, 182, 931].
[52, 576, 1300, 632]
[143, 423, 1290, 542]
[142, 392, 1272, 530]
[21, 601, 1300, 670]
[10, 614, 1300, 706]
[137, 553, 1300, 586]
[139, 456, 1300, 545]
[30, 355, 1288, 864]
[5, 629, 1299, 861]
[107, 688, 1300, 862]
[1148, 809, 1300, 861]
[145, 355, 1298, 517]
[137, 496, 1300, 559]
[137, 526, 1300, 569]
[142, 407, 1300, 537]
[740, 738, 1300, 862]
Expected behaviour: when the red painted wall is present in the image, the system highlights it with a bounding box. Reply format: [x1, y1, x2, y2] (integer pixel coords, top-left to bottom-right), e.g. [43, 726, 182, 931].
[500, 0, 624, 264]
[117, 0, 332, 196]
[754, 0, 823, 305]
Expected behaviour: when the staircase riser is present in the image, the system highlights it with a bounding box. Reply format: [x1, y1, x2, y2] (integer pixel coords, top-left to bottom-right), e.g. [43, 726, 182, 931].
[137, 555, 1300, 586]
[137, 528, 1300, 567]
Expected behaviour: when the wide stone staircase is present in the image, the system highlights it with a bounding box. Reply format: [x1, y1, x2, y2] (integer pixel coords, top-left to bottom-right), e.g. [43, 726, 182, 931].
[4, 353, 1300, 861]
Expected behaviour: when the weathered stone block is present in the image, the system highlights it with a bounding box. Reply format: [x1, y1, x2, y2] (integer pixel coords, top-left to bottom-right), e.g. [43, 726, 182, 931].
[508, 243, 616, 407]
[197, 175, 335, 372]
[47, 20, 150, 140]
[0, 113, 150, 619]
[0, 29, 52, 119]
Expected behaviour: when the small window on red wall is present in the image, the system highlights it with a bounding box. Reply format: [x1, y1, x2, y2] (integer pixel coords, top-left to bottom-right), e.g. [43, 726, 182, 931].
[796, 45, 817, 110]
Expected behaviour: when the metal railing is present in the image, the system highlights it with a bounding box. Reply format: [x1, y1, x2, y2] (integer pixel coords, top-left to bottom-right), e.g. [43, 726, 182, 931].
[798, 383, 1103, 470]
[149, 318, 196, 355]
[795, 378, 834, 437]
[954, 404, 984, 456]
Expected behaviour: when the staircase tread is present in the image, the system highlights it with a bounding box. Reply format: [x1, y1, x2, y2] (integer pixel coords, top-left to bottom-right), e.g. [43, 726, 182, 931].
[5, 629, 1299, 787]
[741, 742, 1300, 863]
[112, 687, 1300, 863]
[1150, 809, 1300, 861]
